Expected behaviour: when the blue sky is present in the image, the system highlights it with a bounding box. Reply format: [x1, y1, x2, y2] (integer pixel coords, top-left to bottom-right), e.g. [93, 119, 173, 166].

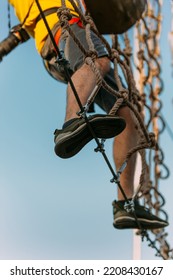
[0, 1, 173, 260]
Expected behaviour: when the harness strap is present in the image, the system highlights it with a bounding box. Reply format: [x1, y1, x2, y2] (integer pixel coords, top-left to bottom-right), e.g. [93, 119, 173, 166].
[35, 7, 59, 24]
[54, 17, 83, 46]
[36, 8, 83, 46]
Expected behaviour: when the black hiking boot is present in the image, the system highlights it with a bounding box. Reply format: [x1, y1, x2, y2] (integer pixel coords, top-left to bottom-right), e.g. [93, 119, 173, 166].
[54, 114, 126, 158]
[112, 199, 169, 230]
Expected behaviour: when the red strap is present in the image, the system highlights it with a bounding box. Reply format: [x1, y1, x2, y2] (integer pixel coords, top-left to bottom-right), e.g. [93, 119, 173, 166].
[54, 18, 83, 47]
[54, 28, 61, 46]
[69, 17, 82, 26]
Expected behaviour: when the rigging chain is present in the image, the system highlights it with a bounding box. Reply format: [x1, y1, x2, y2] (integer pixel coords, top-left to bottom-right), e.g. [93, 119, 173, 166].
[132, 0, 173, 259]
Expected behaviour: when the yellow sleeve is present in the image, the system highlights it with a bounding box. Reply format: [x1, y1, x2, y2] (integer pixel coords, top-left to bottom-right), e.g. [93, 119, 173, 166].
[9, 0, 79, 53]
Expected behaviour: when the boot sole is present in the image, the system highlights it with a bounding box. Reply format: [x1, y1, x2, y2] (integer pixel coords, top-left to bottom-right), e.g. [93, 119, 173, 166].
[55, 115, 126, 158]
[113, 216, 168, 230]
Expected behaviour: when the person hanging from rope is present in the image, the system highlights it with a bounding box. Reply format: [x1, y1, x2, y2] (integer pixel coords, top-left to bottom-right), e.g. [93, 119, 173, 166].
[1, 0, 168, 230]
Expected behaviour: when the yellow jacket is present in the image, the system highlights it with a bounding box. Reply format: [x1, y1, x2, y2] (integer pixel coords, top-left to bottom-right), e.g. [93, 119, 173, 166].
[9, 0, 79, 53]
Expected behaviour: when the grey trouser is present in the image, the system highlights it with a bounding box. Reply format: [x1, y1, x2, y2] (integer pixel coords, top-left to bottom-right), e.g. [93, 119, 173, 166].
[41, 23, 119, 113]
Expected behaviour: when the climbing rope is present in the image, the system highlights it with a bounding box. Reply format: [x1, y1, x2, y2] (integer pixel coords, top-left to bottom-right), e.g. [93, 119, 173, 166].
[7, 2, 11, 30]
[34, 0, 172, 259]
